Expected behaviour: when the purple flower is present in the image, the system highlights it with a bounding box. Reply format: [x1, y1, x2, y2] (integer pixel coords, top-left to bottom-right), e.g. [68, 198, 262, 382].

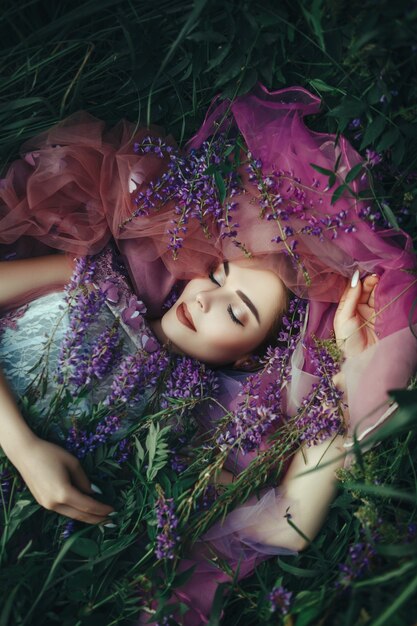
[66, 414, 121, 458]
[296, 342, 346, 446]
[127, 134, 243, 257]
[216, 297, 307, 454]
[365, 149, 383, 168]
[160, 356, 218, 410]
[268, 585, 293, 614]
[154, 494, 180, 560]
[105, 349, 169, 407]
[337, 540, 377, 589]
[61, 520, 75, 540]
[56, 256, 107, 387]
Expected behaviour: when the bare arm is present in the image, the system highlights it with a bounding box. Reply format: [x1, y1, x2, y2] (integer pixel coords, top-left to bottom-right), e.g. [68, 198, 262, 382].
[0, 254, 114, 523]
[0, 369, 114, 523]
[215, 274, 379, 552]
[0, 254, 75, 309]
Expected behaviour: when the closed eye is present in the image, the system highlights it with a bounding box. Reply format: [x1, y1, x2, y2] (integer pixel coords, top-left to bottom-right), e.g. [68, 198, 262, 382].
[228, 304, 244, 326]
[209, 271, 220, 286]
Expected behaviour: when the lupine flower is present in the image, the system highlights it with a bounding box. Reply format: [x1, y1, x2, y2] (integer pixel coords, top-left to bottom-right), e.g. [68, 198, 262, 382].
[86, 323, 122, 381]
[115, 438, 133, 464]
[66, 415, 121, 458]
[365, 149, 383, 168]
[217, 297, 307, 454]
[337, 539, 377, 589]
[56, 256, 107, 387]
[126, 135, 242, 256]
[160, 356, 219, 410]
[105, 349, 169, 408]
[296, 342, 345, 446]
[268, 585, 293, 614]
[154, 494, 180, 560]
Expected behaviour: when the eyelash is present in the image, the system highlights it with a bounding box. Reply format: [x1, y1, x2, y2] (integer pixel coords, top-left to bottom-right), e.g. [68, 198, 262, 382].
[209, 271, 220, 286]
[228, 305, 243, 326]
[209, 272, 244, 327]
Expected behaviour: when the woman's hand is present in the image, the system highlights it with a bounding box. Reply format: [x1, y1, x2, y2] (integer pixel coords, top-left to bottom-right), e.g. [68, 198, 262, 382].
[333, 272, 379, 359]
[14, 437, 114, 524]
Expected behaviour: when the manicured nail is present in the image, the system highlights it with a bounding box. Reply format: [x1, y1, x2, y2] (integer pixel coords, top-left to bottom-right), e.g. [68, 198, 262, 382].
[351, 269, 360, 288]
[108, 511, 118, 517]
[90, 483, 103, 495]
[104, 522, 117, 529]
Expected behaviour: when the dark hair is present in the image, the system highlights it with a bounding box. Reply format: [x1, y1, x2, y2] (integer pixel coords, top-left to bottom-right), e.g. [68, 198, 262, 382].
[234, 285, 291, 372]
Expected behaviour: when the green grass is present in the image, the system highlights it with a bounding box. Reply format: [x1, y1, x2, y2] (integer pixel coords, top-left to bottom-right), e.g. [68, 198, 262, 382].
[1, 1, 417, 625]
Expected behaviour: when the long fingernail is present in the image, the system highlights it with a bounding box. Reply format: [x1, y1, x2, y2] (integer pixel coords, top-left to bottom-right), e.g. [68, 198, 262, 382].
[351, 269, 360, 288]
[108, 511, 118, 517]
[104, 522, 117, 528]
[91, 483, 103, 495]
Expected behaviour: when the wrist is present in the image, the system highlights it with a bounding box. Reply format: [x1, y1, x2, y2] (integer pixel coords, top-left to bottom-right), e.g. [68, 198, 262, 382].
[1, 425, 39, 468]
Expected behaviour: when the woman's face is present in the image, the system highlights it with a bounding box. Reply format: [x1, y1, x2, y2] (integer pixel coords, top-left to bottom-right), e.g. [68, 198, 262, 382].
[160, 261, 287, 365]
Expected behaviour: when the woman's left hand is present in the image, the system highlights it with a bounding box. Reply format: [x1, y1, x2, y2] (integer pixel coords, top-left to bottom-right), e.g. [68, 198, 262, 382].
[333, 272, 379, 359]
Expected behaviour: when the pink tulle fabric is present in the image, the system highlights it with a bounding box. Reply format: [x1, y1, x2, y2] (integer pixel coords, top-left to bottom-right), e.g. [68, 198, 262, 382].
[1, 84, 417, 625]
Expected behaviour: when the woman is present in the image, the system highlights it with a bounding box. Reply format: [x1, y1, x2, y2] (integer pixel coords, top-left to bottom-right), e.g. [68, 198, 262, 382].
[0, 84, 416, 623]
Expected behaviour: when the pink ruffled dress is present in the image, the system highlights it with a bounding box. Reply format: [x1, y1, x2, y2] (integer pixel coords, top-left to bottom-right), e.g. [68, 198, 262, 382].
[1, 84, 416, 624]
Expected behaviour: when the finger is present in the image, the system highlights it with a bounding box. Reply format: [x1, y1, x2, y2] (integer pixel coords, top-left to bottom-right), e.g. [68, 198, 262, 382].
[63, 485, 115, 518]
[54, 503, 109, 525]
[70, 462, 100, 496]
[357, 303, 376, 325]
[336, 277, 362, 323]
[360, 275, 379, 306]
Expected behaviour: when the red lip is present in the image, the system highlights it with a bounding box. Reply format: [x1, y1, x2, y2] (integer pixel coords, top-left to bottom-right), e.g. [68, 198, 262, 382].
[176, 302, 196, 331]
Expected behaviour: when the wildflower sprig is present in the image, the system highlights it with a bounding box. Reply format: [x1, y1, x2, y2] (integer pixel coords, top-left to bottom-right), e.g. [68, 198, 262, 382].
[122, 134, 243, 257]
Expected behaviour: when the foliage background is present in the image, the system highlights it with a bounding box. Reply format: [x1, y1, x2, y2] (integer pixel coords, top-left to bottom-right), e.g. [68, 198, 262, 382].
[1, 1, 417, 625]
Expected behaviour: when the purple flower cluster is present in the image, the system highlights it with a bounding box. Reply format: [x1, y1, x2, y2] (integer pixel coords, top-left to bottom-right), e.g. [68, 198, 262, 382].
[66, 414, 121, 458]
[268, 585, 293, 615]
[365, 148, 383, 168]
[247, 156, 359, 247]
[56, 256, 107, 387]
[296, 343, 345, 446]
[160, 356, 218, 410]
[216, 298, 307, 454]
[129, 135, 241, 257]
[154, 494, 180, 560]
[105, 348, 169, 408]
[115, 437, 133, 464]
[337, 539, 377, 589]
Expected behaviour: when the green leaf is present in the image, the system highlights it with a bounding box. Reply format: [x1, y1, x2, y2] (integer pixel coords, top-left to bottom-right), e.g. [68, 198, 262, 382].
[370, 572, 417, 626]
[70, 538, 99, 558]
[376, 127, 400, 152]
[309, 163, 334, 177]
[345, 163, 363, 183]
[342, 481, 416, 502]
[277, 558, 321, 578]
[380, 201, 400, 230]
[331, 184, 347, 205]
[295, 605, 323, 626]
[359, 115, 386, 150]
[207, 582, 230, 626]
[214, 170, 226, 204]
[308, 78, 344, 94]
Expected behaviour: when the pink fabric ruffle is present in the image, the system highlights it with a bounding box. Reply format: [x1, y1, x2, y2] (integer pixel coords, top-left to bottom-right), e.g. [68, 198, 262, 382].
[1, 84, 417, 625]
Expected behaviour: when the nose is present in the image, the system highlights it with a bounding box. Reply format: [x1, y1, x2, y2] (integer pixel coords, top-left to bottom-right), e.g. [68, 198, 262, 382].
[195, 290, 211, 312]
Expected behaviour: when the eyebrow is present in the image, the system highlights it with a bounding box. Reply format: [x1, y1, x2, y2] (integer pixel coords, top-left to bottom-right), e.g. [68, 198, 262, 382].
[223, 261, 260, 325]
[236, 290, 260, 324]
